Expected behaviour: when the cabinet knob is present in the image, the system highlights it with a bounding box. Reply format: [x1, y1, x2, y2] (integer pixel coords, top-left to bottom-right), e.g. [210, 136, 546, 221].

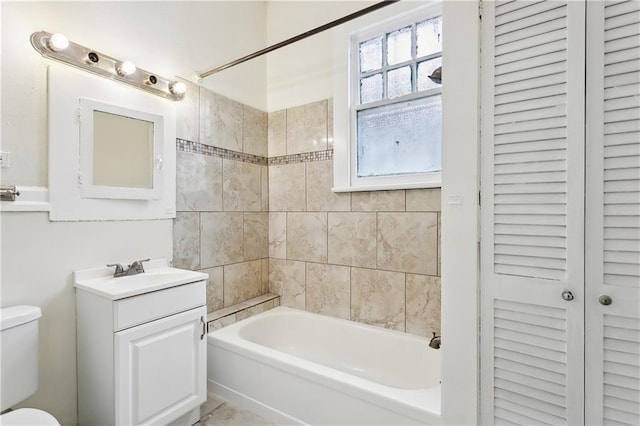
[561, 290, 574, 301]
[599, 295, 612, 306]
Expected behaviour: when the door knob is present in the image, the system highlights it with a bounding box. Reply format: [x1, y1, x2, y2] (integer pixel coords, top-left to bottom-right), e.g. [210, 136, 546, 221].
[561, 290, 574, 301]
[598, 295, 612, 306]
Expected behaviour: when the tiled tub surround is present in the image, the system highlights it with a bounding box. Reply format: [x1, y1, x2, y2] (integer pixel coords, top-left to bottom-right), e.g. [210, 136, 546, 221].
[267, 99, 441, 338]
[173, 83, 270, 328]
[173, 89, 441, 337]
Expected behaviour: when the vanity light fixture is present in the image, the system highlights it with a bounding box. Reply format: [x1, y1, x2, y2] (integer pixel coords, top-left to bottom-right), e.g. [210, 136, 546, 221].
[30, 31, 185, 101]
[169, 81, 186, 96]
[116, 60, 136, 77]
[47, 33, 69, 52]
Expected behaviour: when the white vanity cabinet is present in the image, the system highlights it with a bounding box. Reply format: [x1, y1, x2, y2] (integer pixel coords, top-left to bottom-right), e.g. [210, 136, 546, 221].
[75, 259, 208, 426]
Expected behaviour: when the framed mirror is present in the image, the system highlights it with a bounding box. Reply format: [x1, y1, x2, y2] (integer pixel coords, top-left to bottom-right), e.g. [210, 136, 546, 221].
[79, 98, 164, 200]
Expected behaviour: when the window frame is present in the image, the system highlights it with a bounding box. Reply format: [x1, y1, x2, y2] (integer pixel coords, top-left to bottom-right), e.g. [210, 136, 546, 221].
[333, 3, 443, 192]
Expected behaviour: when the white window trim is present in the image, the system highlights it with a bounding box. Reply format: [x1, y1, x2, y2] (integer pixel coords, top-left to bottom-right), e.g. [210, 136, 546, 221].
[333, 2, 442, 193]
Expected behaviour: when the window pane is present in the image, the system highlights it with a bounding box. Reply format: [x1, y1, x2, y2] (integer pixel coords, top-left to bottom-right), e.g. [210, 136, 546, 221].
[387, 66, 412, 99]
[417, 17, 442, 57]
[357, 95, 442, 177]
[360, 73, 383, 104]
[386, 26, 412, 66]
[417, 57, 442, 91]
[359, 37, 383, 73]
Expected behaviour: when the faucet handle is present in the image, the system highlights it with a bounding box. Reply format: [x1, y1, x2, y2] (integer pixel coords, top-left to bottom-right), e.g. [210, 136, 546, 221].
[107, 263, 125, 275]
[130, 258, 151, 272]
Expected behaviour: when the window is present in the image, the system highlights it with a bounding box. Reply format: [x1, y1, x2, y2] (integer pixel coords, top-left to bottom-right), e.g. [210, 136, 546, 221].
[333, 5, 443, 192]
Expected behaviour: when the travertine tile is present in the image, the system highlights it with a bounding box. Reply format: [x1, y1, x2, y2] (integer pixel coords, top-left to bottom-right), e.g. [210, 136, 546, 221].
[351, 190, 405, 211]
[268, 109, 286, 157]
[268, 163, 306, 211]
[173, 212, 199, 270]
[377, 212, 438, 275]
[406, 188, 441, 212]
[208, 314, 236, 332]
[223, 260, 263, 306]
[222, 160, 261, 211]
[286, 99, 327, 154]
[406, 274, 441, 337]
[268, 212, 287, 259]
[261, 166, 269, 211]
[175, 78, 199, 142]
[243, 212, 268, 260]
[243, 105, 267, 157]
[200, 89, 242, 151]
[261, 259, 269, 294]
[176, 151, 222, 212]
[287, 212, 328, 263]
[269, 259, 305, 310]
[306, 160, 350, 211]
[204, 402, 274, 426]
[236, 300, 275, 322]
[201, 266, 223, 313]
[306, 263, 350, 320]
[328, 212, 376, 268]
[350, 268, 405, 331]
[200, 212, 243, 267]
[200, 392, 225, 419]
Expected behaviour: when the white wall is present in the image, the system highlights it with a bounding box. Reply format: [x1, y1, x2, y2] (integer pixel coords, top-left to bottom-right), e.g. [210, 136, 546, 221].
[0, 2, 266, 424]
[266, 0, 376, 111]
[441, 1, 480, 424]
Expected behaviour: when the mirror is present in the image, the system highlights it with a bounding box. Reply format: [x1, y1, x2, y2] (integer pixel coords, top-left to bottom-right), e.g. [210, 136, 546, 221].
[79, 99, 163, 200]
[93, 111, 154, 189]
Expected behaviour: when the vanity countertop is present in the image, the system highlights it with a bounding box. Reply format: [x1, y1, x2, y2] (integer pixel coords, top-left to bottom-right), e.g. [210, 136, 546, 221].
[74, 258, 208, 300]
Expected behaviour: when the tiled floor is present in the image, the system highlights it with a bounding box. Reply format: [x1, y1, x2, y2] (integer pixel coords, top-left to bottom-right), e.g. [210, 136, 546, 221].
[199, 392, 274, 426]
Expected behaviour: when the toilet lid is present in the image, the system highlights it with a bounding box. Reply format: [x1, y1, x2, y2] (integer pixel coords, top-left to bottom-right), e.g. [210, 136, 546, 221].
[1, 408, 60, 425]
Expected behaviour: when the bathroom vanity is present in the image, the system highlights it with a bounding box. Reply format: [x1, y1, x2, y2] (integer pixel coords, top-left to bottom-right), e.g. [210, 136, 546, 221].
[74, 259, 208, 426]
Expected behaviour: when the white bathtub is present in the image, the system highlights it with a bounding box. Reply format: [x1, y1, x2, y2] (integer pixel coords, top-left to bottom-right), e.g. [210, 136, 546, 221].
[207, 307, 441, 425]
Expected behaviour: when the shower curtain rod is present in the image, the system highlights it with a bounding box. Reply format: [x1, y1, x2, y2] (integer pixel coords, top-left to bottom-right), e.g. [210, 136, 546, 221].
[196, 0, 401, 80]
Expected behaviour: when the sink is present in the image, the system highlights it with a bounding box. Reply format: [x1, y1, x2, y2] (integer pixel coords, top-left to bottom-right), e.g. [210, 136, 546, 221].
[74, 258, 208, 300]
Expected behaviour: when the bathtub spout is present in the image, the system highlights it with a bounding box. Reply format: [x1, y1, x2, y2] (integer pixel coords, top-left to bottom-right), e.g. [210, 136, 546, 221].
[429, 332, 441, 349]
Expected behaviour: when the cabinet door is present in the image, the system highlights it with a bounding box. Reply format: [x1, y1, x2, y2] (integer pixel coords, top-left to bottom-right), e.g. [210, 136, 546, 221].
[586, 1, 640, 424]
[480, 1, 586, 424]
[115, 306, 206, 426]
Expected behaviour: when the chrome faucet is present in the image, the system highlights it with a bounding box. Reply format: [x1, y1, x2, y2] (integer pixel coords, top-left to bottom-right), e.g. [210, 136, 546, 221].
[429, 332, 441, 349]
[107, 259, 150, 277]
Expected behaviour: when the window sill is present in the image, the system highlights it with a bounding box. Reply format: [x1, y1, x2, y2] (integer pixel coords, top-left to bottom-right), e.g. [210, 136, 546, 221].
[332, 181, 441, 193]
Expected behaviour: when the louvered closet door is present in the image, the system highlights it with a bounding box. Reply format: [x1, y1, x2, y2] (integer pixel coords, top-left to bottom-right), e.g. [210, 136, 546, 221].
[480, 1, 586, 424]
[585, 1, 640, 425]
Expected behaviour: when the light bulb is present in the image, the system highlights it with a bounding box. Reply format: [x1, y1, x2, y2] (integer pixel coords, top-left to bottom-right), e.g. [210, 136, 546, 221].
[169, 81, 186, 96]
[116, 61, 136, 76]
[48, 33, 69, 51]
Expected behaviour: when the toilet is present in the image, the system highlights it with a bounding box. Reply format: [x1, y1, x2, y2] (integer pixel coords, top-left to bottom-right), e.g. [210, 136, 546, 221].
[0, 306, 60, 425]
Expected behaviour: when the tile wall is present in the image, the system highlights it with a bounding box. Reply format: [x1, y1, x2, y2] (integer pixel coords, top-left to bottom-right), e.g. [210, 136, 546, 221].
[173, 82, 270, 321]
[173, 86, 441, 337]
[267, 99, 441, 337]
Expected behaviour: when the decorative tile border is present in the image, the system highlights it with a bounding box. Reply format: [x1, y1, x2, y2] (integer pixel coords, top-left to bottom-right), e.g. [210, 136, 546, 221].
[176, 139, 267, 166]
[268, 149, 334, 166]
[176, 138, 334, 167]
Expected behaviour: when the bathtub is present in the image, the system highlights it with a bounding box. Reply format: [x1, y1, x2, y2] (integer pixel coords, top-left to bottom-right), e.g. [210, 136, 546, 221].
[207, 307, 441, 425]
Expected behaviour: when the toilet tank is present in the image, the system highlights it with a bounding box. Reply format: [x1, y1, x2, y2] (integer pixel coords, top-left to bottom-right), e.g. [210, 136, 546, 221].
[0, 305, 42, 411]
